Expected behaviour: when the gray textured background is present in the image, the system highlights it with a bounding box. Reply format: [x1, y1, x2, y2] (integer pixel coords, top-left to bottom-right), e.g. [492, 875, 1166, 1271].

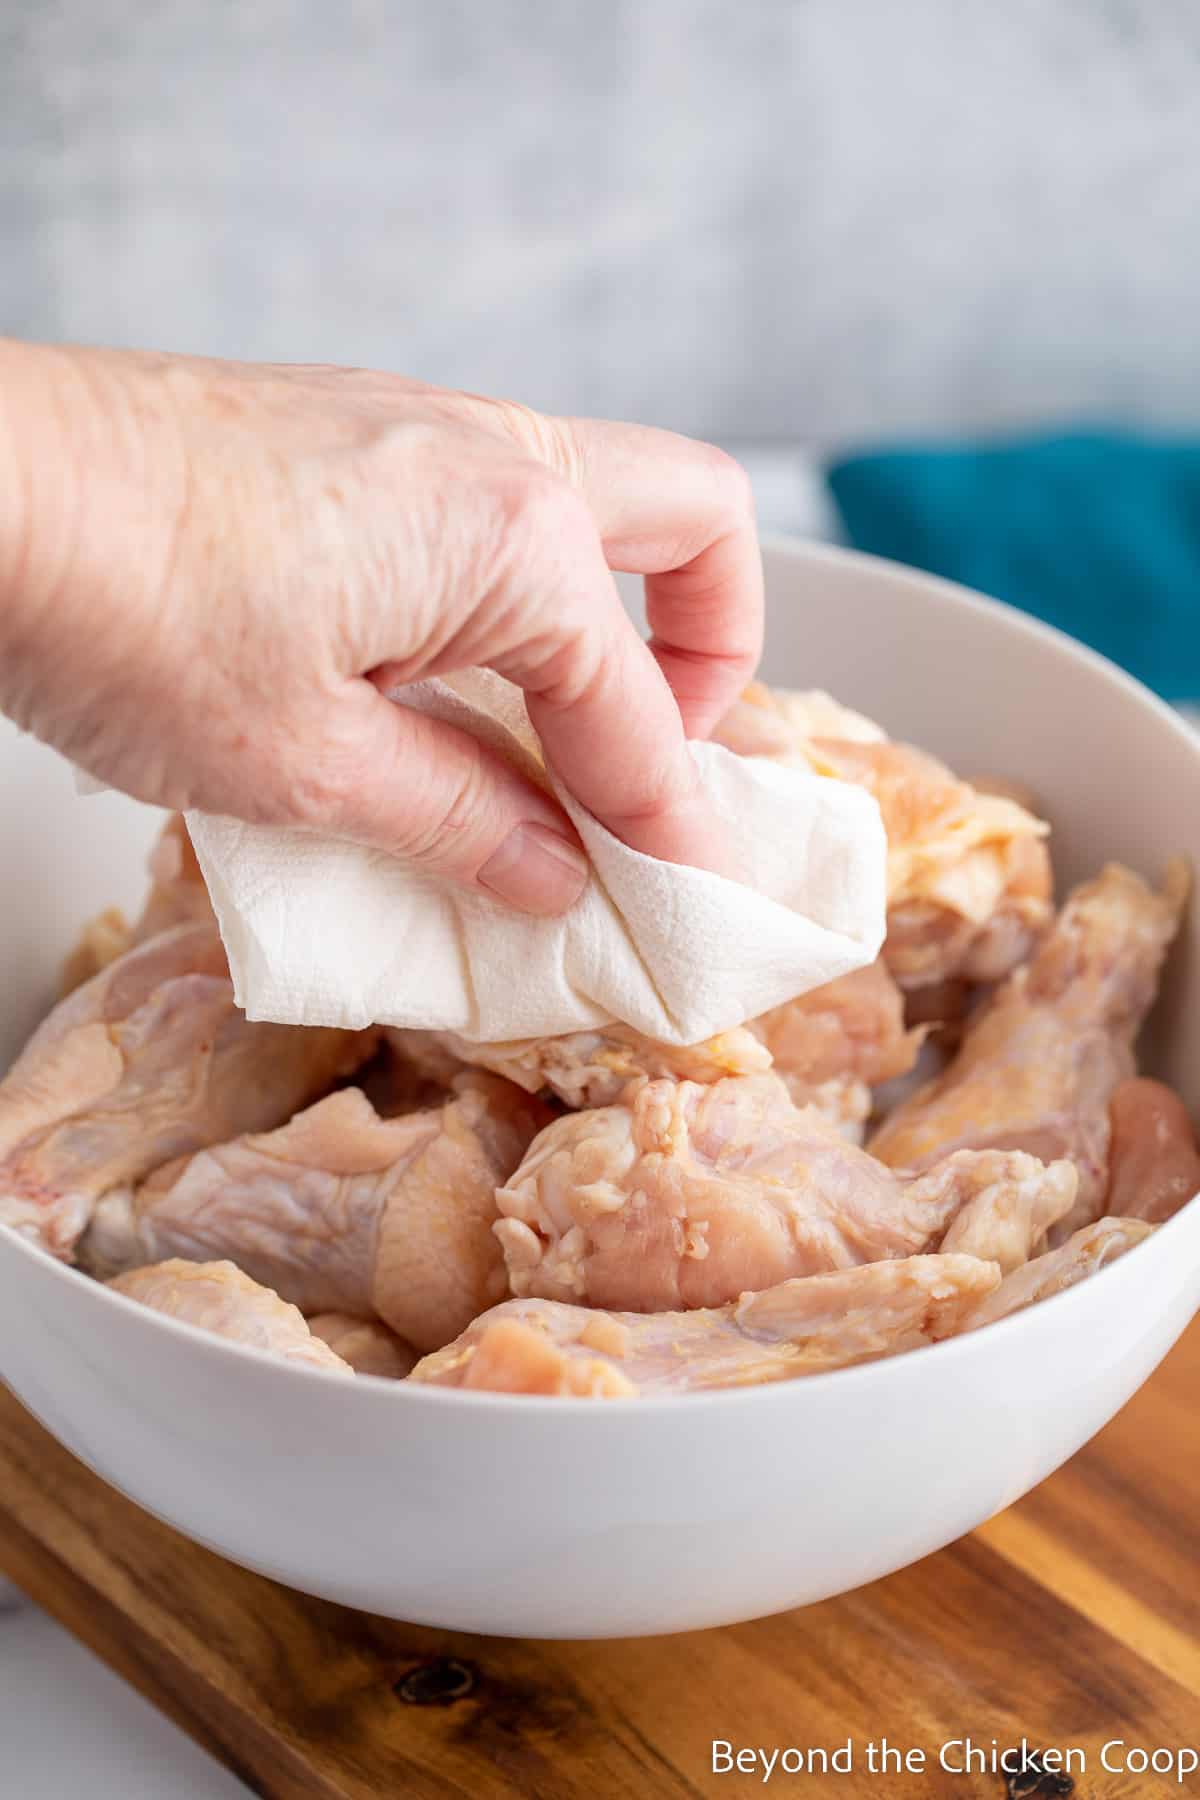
[4, 0, 1200, 447]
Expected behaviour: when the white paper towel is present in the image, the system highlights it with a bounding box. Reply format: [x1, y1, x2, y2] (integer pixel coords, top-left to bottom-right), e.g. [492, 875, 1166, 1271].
[186, 671, 887, 1045]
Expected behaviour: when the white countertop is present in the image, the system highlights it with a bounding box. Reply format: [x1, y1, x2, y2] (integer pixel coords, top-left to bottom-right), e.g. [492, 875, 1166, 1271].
[0, 1596, 247, 1798]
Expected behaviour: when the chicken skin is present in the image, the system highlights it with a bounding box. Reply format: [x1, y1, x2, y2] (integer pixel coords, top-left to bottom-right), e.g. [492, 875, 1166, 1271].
[109, 1259, 353, 1372]
[410, 1253, 1001, 1396]
[82, 1076, 547, 1351]
[711, 685, 887, 756]
[387, 961, 917, 1146]
[306, 1312, 417, 1378]
[60, 814, 216, 995]
[744, 959, 922, 1135]
[1105, 1078, 1200, 1225]
[130, 813, 216, 944]
[869, 863, 1188, 1237]
[962, 1217, 1154, 1332]
[494, 1072, 1076, 1312]
[712, 682, 1053, 989]
[59, 908, 132, 998]
[938, 1160, 1077, 1272]
[392, 1023, 772, 1112]
[1, 924, 366, 1258]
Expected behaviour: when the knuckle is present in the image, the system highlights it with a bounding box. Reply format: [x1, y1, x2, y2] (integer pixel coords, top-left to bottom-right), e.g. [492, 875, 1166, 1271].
[497, 462, 592, 557]
[521, 627, 603, 713]
[399, 751, 492, 869]
[701, 444, 756, 524]
[363, 416, 446, 469]
[621, 754, 702, 827]
[460, 392, 578, 476]
[279, 708, 373, 830]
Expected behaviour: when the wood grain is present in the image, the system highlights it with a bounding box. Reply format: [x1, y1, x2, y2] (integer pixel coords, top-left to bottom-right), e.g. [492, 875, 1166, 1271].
[2, 1323, 1198, 1799]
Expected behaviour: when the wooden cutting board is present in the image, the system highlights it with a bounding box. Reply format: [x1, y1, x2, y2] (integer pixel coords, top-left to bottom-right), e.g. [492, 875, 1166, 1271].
[2, 1322, 1198, 1800]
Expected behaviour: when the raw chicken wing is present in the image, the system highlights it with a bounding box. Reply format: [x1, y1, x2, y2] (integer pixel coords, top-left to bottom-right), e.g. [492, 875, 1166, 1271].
[306, 1313, 416, 1378]
[870, 862, 1189, 1236]
[393, 1023, 771, 1111]
[109, 1259, 353, 1373]
[60, 815, 215, 996]
[410, 1254, 1001, 1396]
[938, 1158, 1077, 1272]
[713, 682, 1053, 988]
[1, 924, 366, 1257]
[745, 958, 922, 1134]
[961, 1217, 1154, 1332]
[390, 961, 916, 1141]
[712, 685, 887, 755]
[82, 1076, 546, 1350]
[495, 1072, 1076, 1311]
[130, 813, 216, 944]
[1105, 1078, 1200, 1224]
[59, 909, 131, 997]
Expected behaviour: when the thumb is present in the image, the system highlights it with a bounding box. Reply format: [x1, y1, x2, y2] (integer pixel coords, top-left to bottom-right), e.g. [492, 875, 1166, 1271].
[282, 682, 590, 916]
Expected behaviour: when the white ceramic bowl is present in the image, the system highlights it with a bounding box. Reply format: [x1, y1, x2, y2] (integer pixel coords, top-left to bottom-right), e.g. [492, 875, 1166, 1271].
[3, 540, 1199, 1639]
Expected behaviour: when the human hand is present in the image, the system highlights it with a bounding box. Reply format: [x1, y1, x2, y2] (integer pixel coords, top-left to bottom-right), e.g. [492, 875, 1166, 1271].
[0, 342, 761, 913]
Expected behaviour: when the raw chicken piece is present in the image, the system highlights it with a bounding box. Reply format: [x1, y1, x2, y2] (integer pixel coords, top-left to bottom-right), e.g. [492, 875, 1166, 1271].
[968, 774, 1043, 814]
[901, 977, 973, 1050]
[383, 1029, 472, 1090]
[82, 1076, 547, 1351]
[59, 816, 214, 997]
[960, 1218, 1154, 1332]
[130, 813, 215, 944]
[59, 908, 131, 997]
[869, 863, 1189, 1237]
[306, 1312, 416, 1378]
[745, 959, 922, 1135]
[393, 1023, 771, 1112]
[1, 924, 366, 1258]
[388, 962, 916, 1142]
[1105, 1078, 1200, 1224]
[794, 739, 1053, 990]
[495, 1072, 1076, 1312]
[357, 1034, 458, 1117]
[939, 1157, 1077, 1271]
[410, 1254, 1001, 1396]
[109, 1259, 352, 1372]
[712, 685, 887, 755]
[712, 682, 1053, 989]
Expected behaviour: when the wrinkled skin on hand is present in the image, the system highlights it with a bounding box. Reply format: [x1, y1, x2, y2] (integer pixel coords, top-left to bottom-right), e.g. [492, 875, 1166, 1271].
[0, 342, 763, 910]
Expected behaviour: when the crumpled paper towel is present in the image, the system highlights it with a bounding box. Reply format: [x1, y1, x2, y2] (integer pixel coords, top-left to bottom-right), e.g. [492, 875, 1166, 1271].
[185, 670, 887, 1044]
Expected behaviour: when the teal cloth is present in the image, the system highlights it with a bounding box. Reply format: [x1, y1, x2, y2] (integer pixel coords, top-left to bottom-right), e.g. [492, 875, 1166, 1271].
[826, 433, 1200, 701]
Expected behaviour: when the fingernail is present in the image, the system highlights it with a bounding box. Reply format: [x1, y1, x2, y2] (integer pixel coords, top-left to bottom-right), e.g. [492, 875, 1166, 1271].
[478, 823, 590, 915]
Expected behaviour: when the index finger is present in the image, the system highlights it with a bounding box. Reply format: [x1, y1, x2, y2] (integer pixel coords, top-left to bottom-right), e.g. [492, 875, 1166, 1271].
[457, 399, 764, 738]
[553, 417, 764, 739]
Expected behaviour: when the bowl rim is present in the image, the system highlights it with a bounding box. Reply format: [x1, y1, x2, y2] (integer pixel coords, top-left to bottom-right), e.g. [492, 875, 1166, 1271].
[4, 1201, 1198, 1415]
[760, 533, 1200, 766]
[4, 536, 1200, 1417]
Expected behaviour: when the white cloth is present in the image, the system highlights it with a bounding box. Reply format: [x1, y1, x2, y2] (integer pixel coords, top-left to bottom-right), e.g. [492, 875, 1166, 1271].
[186, 671, 887, 1045]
